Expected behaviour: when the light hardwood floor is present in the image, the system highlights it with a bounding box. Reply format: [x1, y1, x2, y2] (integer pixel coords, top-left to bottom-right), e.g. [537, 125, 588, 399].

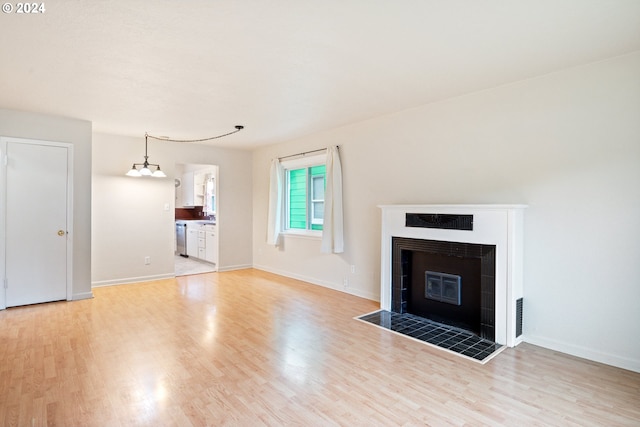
[1, 269, 639, 426]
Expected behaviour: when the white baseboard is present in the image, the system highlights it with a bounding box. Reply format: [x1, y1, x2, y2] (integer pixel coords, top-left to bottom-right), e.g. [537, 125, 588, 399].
[253, 264, 379, 302]
[71, 291, 94, 301]
[92, 273, 175, 288]
[218, 264, 253, 272]
[524, 334, 640, 373]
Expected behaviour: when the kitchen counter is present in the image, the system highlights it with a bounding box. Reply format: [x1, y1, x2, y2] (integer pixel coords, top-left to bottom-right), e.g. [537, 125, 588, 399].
[176, 219, 216, 225]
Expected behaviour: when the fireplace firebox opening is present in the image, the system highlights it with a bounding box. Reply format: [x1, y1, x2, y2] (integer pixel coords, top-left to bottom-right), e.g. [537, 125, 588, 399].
[392, 237, 496, 341]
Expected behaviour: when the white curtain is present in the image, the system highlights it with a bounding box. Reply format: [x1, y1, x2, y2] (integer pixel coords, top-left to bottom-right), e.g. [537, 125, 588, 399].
[321, 146, 344, 253]
[267, 158, 284, 246]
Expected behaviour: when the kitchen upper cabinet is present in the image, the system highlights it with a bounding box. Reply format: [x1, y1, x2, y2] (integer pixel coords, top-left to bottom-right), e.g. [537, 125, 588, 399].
[181, 171, 196, 207]
[193, 172, 206, 207]
[179, 169, 215, 208]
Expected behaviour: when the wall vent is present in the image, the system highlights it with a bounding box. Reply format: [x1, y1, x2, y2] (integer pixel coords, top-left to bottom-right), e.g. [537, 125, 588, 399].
[516, 298, 523, 337]
[406, 213, 473, 231]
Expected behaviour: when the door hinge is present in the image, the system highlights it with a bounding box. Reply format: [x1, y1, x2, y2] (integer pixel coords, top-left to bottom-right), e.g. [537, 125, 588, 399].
[3, 278, 7, 289]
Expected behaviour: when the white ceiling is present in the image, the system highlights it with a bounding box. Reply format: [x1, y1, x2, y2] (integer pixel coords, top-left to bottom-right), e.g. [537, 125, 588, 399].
[1, 1, 639, 149]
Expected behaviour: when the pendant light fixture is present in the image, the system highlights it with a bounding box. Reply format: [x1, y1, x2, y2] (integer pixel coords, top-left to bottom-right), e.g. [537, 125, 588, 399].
[126, 126, 244, 178]
[126, 133, 166, 178]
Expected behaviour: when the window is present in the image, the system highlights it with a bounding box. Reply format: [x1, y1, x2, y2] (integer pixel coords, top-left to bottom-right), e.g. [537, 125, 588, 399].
[268, 147, 342, 251]
[285, 163, 326, 232]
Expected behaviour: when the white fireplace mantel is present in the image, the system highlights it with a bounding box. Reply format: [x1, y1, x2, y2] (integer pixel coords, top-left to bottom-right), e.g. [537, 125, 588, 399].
[379, 204, 527, 347]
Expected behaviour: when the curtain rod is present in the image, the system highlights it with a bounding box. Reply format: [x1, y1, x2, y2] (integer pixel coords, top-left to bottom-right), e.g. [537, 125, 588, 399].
[278, 146, 338, 161]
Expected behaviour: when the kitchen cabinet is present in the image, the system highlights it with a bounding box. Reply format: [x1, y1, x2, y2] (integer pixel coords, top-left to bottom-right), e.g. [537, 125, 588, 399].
[198, 229, 206, 259]
[194, 172, 206, 207]
[177, 166, 217, 209]
[180, 171, 208, 207]
[186, 227, 199, 257]
[204, 225, 217, 264]
[183, 222, 217, 268]
[181, 171, 196, 207]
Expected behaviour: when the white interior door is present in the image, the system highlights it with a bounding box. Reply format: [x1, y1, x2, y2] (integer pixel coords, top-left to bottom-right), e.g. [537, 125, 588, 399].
[4, 140, 69, 307]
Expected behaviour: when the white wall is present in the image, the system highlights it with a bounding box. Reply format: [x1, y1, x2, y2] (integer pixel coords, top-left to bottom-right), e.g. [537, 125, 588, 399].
[252, 52, 640, 372]
[0, 108, 93, 301]
[92, 133, 252, 285]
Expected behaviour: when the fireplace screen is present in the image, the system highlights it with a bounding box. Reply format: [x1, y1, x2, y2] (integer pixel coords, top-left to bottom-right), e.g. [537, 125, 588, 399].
[425, 271, 462, 306]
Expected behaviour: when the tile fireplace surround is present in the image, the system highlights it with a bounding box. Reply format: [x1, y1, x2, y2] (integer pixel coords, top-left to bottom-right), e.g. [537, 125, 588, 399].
[379, 204, 527, 347]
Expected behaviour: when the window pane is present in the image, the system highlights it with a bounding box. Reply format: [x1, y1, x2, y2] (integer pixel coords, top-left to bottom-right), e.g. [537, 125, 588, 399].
[312, 201, 324, 220]
[285, 164, 326, 232]
[312, 175, 324, 201]
[288, 168, 307, 229]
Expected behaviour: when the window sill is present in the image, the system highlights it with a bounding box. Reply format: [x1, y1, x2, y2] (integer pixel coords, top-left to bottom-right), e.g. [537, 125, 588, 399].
[281, 229, 322, 240]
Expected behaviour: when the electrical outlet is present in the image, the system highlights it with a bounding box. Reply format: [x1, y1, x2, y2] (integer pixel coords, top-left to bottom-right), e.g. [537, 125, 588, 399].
[343, 277, 349, 289]
[144, 256, 151, 265]
[350, 265, 356, 274]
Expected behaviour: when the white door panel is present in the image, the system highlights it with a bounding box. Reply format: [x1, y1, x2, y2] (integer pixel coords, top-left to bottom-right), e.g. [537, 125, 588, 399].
[5, 141, 68, 307]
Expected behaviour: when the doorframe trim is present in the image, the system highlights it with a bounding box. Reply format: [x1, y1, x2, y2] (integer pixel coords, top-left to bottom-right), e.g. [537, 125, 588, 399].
[0, 137, 74, 310]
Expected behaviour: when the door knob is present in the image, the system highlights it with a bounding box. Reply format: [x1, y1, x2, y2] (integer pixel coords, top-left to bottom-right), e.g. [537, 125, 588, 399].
[58, 230, 66, 236]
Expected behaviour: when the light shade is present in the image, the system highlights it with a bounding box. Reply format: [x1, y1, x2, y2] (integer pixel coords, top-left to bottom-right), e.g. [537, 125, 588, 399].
[126, 165, 142, 177]
[152, 167, 167, 178]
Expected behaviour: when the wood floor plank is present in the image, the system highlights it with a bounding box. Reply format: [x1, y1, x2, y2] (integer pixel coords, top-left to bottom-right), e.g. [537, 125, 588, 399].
[1, 268, 639, 426]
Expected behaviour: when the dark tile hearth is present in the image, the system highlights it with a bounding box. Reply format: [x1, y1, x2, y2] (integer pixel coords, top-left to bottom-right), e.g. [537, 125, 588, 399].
[357, 310, 502, 363]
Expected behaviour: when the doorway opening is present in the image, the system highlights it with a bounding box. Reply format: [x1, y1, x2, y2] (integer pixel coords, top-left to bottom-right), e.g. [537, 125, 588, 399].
[174, 163, 219, 275]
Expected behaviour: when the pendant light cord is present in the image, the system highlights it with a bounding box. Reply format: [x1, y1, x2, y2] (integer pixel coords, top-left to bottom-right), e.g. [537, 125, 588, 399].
[145, 125, 244, 143]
